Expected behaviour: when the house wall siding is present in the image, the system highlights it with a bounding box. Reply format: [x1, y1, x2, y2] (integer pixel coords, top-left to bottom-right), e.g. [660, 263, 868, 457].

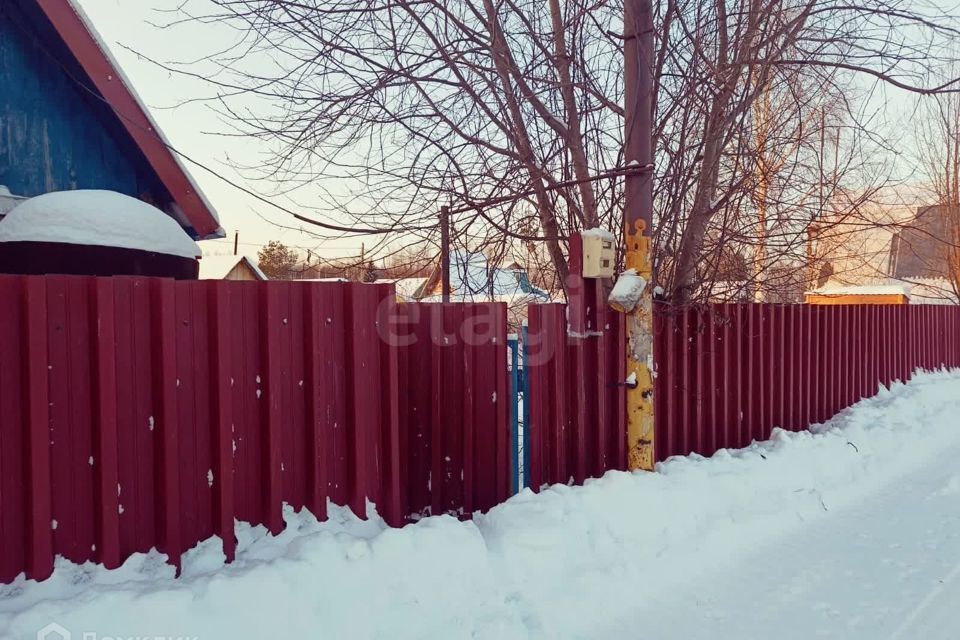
[0, 1, 168, 203]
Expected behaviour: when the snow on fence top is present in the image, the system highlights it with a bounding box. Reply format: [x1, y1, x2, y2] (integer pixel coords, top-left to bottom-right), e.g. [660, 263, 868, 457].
[0, 190, 201, 259]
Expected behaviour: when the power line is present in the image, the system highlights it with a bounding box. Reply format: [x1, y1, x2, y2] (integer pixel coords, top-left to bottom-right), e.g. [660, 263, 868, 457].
[202, 237, 366, 252]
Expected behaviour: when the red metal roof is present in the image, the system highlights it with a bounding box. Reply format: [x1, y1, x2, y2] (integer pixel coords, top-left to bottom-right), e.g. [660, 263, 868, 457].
[34, 0, 222, 239]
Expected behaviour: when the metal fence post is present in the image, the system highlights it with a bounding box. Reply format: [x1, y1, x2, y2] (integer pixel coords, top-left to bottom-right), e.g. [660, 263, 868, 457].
[508, 334, 520, 494]
[521, 324, 531, 489]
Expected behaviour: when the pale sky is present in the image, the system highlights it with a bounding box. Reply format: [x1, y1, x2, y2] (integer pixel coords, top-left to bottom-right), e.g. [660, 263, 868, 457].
[73, 0, 955, 263]
[75, 0, 371, 261]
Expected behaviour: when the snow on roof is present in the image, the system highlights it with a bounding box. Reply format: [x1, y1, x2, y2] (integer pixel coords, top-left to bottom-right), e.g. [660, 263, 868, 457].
[419, 251, 551, 302]
[0, 186, 27, 218]
[0, 190, 201, 259]
[449, 251, 539, 298]
[388, 277, 427, 299]
[899, 278, 959, 305]
[808, 282, 912, 297]
[808, 278, 959, 305]
[199, 255, 268, 280]
[418, 291, 552, 305]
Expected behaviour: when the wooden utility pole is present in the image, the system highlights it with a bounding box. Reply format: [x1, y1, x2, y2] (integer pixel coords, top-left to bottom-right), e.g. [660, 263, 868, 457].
[622, 0, 656, 471]
[233, 231, 239, 256]
[440, 206, 452, 302]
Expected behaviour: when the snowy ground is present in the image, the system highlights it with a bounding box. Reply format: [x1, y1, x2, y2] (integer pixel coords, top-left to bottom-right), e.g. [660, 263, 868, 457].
[3, 371, 960, 640]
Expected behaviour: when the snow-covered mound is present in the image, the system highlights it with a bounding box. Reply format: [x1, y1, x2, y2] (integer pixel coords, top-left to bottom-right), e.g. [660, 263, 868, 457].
[2, 371, 960, 639]
[0, 190, 200, 259]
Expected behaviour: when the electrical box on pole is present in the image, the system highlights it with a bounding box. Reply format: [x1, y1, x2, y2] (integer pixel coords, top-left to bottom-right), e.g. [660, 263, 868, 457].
[581, 229, 617, 279]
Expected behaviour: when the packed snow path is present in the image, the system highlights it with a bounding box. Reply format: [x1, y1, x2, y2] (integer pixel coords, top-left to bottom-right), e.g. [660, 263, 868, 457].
[604, 407, 960, 639]
[2, 371, 960, 639]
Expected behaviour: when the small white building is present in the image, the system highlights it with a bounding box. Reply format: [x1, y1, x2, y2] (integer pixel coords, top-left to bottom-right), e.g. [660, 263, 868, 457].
[199, 255, 268, 281]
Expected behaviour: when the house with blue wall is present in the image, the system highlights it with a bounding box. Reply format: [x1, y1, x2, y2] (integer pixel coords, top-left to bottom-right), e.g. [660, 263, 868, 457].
[0, 0, 221, 239]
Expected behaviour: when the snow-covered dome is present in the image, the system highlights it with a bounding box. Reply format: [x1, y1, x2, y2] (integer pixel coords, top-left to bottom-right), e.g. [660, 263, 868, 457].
[0, 190, 201, 259]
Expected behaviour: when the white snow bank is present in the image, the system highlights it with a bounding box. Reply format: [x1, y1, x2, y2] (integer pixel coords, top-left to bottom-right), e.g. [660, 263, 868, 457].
[3, 371, 960, 639]
[0, 191, 201, 259]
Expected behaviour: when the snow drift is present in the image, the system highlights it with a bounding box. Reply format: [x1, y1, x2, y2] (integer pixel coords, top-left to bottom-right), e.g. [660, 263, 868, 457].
[2, 371, 960, 639]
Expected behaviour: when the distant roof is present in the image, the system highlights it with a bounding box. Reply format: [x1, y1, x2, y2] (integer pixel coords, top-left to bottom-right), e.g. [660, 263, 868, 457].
[889, 205, 956, 280]
[419, 251, 551, 301]
[31, 0, 222, 239]
[808, 282, 912, 298]
[808, 278, 958, 305]
[199, 255, 267, 280]
[384, 277, 428, 299]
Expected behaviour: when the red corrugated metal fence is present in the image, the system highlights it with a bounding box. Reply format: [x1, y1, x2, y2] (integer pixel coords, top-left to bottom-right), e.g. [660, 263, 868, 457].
[4, 271, 960, 585]
[653, 304, 960, 460]
[525, 302, 960, 489]
[397, 303, 511, 519]
[525, 303, 626, 488]
[0, 276, 508, 584]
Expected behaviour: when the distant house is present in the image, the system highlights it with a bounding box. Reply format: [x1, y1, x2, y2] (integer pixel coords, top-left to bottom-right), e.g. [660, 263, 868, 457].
[802, 198, 959, 305]
[0, 0, 221, 240]
[416, 251, 551, 302]
[888, 205, 959, 282]
[806, 278, 958, 306]
[805, 282, 912, 305]
[199, 255, 268, 281]
[387, 277, 428, 302]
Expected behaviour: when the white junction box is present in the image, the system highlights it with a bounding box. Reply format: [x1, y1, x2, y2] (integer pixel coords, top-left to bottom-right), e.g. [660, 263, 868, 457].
[581, 228, 616, 278]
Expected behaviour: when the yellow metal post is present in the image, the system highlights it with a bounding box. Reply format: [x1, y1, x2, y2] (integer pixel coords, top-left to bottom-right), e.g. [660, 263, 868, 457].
[622, 220, 655, 470]
[621, 0, 656, 471]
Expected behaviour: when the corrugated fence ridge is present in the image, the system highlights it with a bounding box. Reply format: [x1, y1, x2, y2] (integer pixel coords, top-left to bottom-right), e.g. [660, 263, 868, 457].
[0, 276, 509, 584]
[524, 302, 960, 492]
[4, 272, 960, 586]
[397, 303, 511, 520]
[653, 304, 960, 460]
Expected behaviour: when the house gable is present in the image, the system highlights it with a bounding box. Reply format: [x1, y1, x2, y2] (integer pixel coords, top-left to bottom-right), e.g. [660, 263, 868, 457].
[0, 0, 220, 238]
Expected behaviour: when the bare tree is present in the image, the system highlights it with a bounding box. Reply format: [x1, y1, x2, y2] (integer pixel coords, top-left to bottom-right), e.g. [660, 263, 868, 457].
[913, 79, 960, 297]
[162, 0, 960, 302]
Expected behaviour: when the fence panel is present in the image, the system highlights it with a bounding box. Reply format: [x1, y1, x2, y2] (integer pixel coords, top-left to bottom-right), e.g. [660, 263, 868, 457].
[664, 303, 960, 459]
[396, 302, 510, 520]
[525, 303, 626, 489]
[1, 276, 517, 585]
[525, 301, 960, 489]
[5, 271, 960, 586]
